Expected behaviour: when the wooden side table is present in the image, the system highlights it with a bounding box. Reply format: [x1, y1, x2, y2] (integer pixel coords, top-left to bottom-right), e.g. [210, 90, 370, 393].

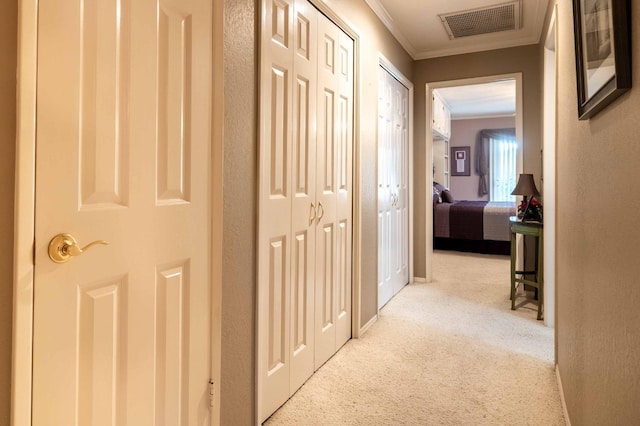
[509, 216, 544, 320]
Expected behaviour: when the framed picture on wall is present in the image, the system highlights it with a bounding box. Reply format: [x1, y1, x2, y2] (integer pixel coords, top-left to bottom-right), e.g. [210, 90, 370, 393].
[451, 146, 470, 176]
[572, 0, 631, 120]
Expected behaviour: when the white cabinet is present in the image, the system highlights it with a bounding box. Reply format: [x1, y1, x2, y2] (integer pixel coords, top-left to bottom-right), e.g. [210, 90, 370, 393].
[432, 91, 451, 187]
[432, 91, 451, 140]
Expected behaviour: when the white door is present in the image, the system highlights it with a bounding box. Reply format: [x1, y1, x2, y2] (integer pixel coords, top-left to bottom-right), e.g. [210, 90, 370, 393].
[258, 0, 353, 421]
[32, 0, 216, 424]
[377, 68, 394, 308]
[290, 0, 319, 396]
[314, 10, 353, 369]
[378, 67, 409, 309]
[392, 74, 409, 295]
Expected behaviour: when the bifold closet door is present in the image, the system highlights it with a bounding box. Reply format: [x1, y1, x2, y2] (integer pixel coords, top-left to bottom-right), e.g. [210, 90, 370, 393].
[258, 0, 353, 421]
[378, 68, 409, 309]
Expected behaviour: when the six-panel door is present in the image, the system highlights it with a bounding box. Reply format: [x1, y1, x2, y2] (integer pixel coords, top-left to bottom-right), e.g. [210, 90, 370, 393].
[32, 0, 214, 424]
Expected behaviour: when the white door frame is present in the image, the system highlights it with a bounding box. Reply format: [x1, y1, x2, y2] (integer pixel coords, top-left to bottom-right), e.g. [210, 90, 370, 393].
[543, 6, 558, 336]
[377, 53, 413, 310]
[11, 1, 225, 424]
[425, 73, 524, 282]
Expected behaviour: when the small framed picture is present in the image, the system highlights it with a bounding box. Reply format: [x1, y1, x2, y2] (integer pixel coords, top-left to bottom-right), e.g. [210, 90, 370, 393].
[451, 146, 470, 176]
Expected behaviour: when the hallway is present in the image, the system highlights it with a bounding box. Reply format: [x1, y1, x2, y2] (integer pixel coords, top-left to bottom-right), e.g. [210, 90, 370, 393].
[265, 251, 564, 425]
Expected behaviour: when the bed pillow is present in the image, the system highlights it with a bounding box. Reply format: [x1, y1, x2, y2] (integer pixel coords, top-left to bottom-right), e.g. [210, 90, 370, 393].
[433, 186, 442, 204]
[433, 182, 447, 193]
[441, 190, 455, 203]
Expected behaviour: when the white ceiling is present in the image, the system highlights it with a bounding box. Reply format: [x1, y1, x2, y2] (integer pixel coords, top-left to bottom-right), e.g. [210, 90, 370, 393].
[363, 1, 544, 118]
[364, 0, 550, 60]
[435, 79, 516, 120]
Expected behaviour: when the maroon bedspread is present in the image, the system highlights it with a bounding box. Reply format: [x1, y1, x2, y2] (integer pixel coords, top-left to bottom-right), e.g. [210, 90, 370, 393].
[449, 201, 485, 240]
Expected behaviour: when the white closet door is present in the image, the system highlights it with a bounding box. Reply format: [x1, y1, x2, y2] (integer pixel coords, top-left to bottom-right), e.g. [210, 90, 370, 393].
[393, 75, 409, 294]
[314, 10, 353, 369]
[314, 11, 339, 369]
[378, 67, 409, 308]
[378, 68, 394, 308]
[335, 27, 353, 349]
[258, 0, 353, 420]
[258, 0, 295, 418]
[290, 0, 318, 393]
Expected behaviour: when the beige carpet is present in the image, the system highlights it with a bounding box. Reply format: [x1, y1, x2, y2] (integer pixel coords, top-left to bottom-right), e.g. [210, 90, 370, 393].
[264, 250, 565, 425]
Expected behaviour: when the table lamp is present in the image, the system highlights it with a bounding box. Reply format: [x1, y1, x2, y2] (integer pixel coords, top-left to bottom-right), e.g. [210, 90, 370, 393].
[511, 173, 540, 221]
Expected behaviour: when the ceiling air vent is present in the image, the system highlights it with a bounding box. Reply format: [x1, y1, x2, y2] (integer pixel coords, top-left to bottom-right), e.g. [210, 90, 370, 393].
[439, 1, 522, 40]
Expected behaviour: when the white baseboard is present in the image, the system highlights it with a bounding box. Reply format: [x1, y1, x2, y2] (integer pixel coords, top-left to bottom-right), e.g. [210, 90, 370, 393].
[555, 364, 571, 426]
[358, 314, 378, 336]
[412, 277, 427, 283]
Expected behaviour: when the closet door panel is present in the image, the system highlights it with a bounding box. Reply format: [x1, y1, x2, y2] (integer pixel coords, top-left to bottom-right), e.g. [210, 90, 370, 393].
[289, 0, 317, 393]
[392, 78, 409, 292]
[258, 0, 294, 420]
[314, 12, 339, 369]
[335, 31, 353, 346]
[395, 80, 409, 292]
[377, 69, 394, 308]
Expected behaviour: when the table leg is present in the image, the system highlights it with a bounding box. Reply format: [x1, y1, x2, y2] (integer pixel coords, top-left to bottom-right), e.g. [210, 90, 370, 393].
[510, 230, 516, 309]
[537, 231, 544, 320]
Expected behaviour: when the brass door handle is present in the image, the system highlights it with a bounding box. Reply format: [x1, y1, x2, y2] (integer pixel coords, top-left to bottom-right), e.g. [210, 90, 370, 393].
[309, 202, 317, 226]
[48, 233, 109, 264]
[317, 202, 324, 223]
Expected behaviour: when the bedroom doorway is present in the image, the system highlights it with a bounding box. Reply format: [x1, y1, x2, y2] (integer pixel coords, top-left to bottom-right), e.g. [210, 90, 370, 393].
[425, 73, 524, 283]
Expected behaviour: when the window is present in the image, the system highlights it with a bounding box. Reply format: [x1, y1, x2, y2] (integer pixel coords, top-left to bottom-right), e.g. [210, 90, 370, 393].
[489, 136, 518, 202]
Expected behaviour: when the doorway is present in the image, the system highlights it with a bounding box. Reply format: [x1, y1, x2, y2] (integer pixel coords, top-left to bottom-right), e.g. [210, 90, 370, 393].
[425, 73, 524, 282]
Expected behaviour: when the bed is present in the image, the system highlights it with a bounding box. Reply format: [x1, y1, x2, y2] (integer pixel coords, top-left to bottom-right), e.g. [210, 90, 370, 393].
[433, 183, 516, 255]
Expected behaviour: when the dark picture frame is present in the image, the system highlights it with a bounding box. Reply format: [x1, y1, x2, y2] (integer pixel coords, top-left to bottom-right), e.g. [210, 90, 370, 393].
[573, 0, 631, 120]
[451, 146, 470, 176]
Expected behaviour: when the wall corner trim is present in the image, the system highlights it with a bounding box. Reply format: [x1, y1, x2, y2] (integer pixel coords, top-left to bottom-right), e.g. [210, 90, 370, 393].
[555, 364, 572, 426]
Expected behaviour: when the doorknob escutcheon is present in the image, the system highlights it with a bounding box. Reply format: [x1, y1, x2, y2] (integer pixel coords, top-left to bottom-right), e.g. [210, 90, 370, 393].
[48, 233, 109, 264]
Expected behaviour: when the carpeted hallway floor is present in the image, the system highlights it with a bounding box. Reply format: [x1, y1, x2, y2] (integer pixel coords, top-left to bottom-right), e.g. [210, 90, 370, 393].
[264, 250, 565, 425]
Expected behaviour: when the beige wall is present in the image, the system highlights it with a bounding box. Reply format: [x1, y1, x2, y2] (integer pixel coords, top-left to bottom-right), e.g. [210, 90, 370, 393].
[221, 0, 258, 424]
[0, 0, 17, 423]
[412, 45, 542, 278]
[555, 1, 640, 424]
[449, 116, 516, 201]
[221, 0, 412, 423]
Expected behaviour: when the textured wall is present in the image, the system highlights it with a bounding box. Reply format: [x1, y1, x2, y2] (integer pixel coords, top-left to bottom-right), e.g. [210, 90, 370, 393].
[555, 0, 640, 423]
[412, 45, 542, 278]
[449, 116, 516, 202]
[221, 0, 412, 422]
[0, 0, 17, 423]
[221, 0, 258, 424]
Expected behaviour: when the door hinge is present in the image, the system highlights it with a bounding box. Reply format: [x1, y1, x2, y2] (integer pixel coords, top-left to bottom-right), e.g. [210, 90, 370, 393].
[208, 379, 215, 408]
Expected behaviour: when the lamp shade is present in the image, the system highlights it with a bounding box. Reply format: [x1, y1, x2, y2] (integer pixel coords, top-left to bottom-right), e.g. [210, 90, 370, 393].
[511, 173, 540, 196]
